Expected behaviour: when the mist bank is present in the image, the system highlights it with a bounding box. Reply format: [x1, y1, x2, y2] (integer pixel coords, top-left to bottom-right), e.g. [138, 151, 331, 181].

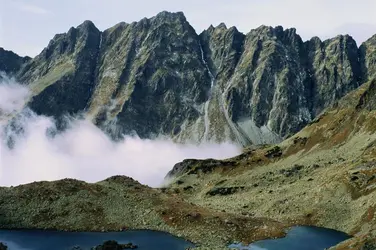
[0, 75, 241, 187]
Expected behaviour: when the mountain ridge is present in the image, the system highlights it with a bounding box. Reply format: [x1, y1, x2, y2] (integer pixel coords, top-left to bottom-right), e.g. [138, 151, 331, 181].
[1, 11, 376, 146]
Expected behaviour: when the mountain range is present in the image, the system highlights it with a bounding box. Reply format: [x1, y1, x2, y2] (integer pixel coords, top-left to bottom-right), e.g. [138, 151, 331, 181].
[2, 11, 376, 146]
[2, 10, 376, 249]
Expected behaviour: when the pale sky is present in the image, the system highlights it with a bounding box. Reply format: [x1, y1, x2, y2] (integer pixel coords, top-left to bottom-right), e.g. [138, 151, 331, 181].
[1, 0, 376, 57]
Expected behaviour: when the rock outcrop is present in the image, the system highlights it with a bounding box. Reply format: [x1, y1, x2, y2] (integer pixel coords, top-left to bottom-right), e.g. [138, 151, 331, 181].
[0, 48, 30, 76]
[92, 240, 137, 249]
[17, 20, 101, 119]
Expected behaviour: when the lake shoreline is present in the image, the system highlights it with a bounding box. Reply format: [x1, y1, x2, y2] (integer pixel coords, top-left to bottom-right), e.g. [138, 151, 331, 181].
[0, 225, 352, 250]
[0, 176, 290, 249]
[0, 229, 194, 250]
[0, 176, 358, 249]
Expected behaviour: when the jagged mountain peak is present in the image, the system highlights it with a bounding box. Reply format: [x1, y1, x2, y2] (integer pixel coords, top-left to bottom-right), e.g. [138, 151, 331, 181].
[323, 34, 357, 46]
[204, 23, 240, 36]
[215, 22, 227, 30]
[206, 24, 215, 32]
[127, 11, 188, 28]
[76, 20, 99, 31]
[361, 33, 376, 50]
[247, 25, 301, 43]
[154, 10, 186, 20]
[3, 12, 376, 145]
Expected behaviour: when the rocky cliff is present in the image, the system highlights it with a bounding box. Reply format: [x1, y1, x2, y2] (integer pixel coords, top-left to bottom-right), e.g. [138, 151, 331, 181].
[166, 77, 376, 249]
[2, 11, 376, 145]
[0, 48, 30, 76]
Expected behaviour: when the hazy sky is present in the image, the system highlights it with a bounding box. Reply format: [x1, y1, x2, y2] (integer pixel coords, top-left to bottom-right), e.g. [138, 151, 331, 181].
[1, 0, 376, 57]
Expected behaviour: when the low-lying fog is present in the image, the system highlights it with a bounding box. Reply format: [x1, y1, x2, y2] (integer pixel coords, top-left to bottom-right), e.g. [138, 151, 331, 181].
[0, 75, 241, 187]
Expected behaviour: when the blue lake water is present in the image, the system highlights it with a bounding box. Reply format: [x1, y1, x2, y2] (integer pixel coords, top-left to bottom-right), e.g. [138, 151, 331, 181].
[229, 226, 351, 250]
[0, 230, 195, 250]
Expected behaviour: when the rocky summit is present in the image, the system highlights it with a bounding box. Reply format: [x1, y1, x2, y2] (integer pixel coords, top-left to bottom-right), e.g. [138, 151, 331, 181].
[1, 11, 376, 145]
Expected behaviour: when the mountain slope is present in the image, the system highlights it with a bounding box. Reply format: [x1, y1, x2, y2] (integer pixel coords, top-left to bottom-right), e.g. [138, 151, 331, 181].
[17, 21, 101, 119]
[7, 11, 376, 145]
[167, 78, 376, 249]
[0, 176, 288, 249]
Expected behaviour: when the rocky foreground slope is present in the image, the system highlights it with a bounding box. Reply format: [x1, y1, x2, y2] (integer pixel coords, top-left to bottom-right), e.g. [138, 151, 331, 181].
[166, 78, 376, 249]
[2, 11, 376, 145]
[2, 79, 376, 249]
[0, 176, 288, 249]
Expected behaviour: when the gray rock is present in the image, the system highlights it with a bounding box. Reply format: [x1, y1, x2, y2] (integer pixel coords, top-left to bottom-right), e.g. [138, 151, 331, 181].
[0, 48, 30, 76]
[3, 11, 376, 146]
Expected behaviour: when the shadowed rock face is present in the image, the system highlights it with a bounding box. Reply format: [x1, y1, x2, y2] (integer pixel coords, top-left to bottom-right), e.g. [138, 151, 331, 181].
[17, 20, 101, 118]
[0, 48, 30, 76]
[0, 242, 7, 250]
[4, 11, 376, 145]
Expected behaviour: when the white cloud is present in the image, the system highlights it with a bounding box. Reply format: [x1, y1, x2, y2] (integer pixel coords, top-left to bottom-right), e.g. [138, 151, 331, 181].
[16, 3, 50, 15]
[0, 73, 30, 123]
[0, 77, 241, 187]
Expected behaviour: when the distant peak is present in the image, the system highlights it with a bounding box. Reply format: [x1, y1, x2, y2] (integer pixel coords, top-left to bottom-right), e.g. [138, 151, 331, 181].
[309, 36, 322, 44]
[228, 26, 239, 33]
[250, 25, 302, 40]
[216, 22, 227, 30]
[363, 34, 376, 45]
[342, 34, 355, 40]
[77, 20, 99, 31]
[253, 25, 273, 32]
[326, 34, 357, 45]
[285, 27, 297, 34]
[154, 11, 187, 21]
[0, 47, 26, 59]
[275, 25, 284, 32]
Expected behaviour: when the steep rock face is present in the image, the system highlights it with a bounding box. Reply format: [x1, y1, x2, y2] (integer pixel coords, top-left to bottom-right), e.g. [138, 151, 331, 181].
[89, 11, 209, 139]
[197, 26, 365, 143]
[360, 35, 376, 79]
[197, 24, 249, 144]
[13, 11, 376, 145]
[18, 21, 101, 118]
[357, 79, 376, 110]
[0, 48, 30, 76]
[199, 23, 245, 87]
[306, 35, 362, 116]
[224, 26, 310, 140]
